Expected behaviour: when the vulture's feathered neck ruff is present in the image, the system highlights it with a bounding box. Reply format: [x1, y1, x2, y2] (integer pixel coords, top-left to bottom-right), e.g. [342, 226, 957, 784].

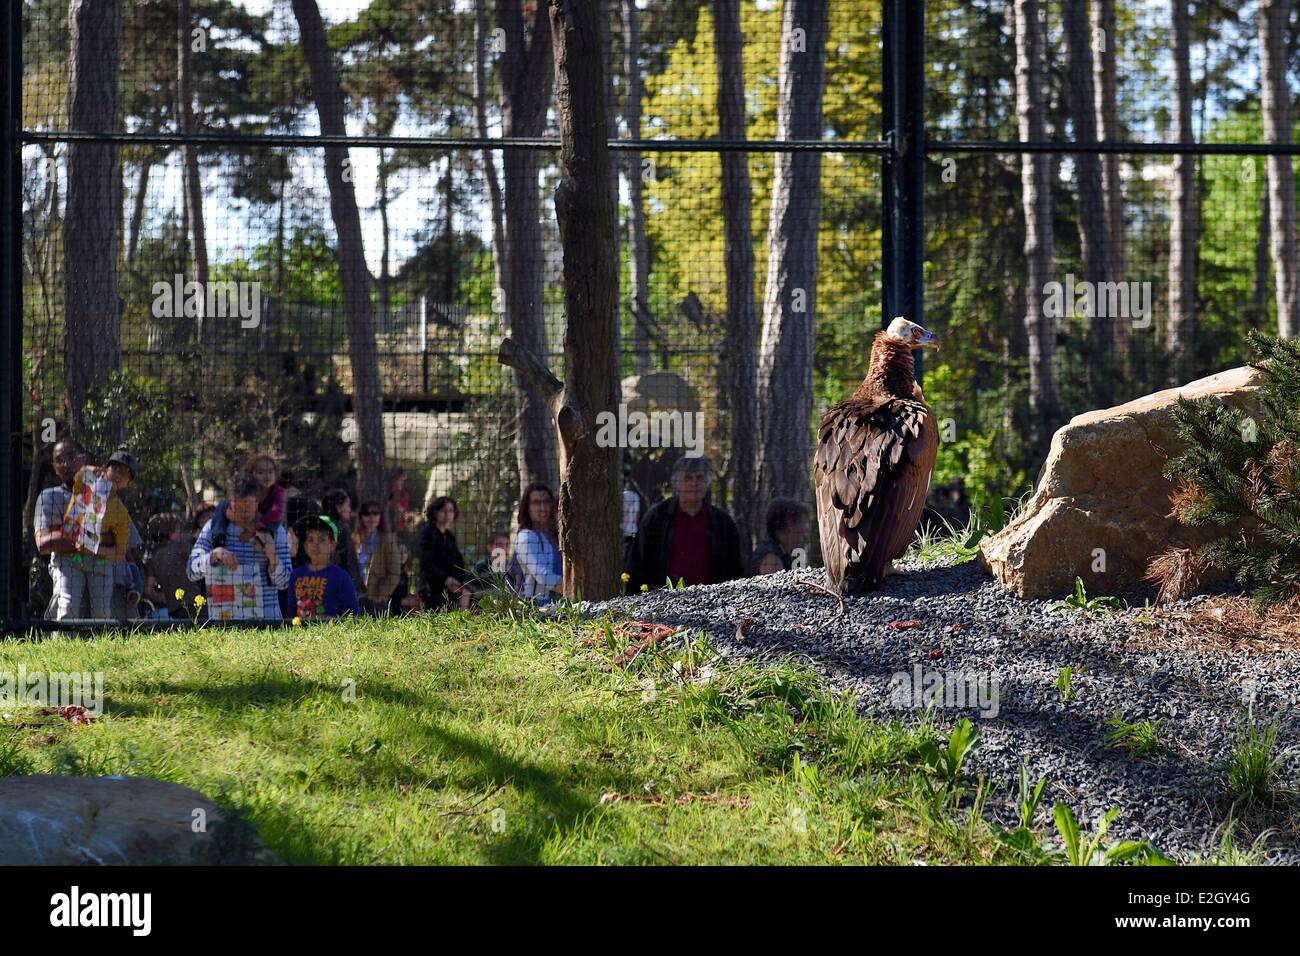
[857, 330, 919, 401]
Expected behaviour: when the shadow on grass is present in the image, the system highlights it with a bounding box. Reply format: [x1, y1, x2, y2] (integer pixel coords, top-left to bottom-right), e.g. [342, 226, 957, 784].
[101, 673, 435, 718]
[93, 674, 640, 864]
[406, 718, 613, 865]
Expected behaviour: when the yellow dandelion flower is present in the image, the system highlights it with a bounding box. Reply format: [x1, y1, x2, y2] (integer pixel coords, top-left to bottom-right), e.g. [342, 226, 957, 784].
[620, 572, 630, 583]
[639, 584, 649, 593]
[193, 595, 206, 608]
[292, 616, 302, 627]
[174, 588, 186, 601]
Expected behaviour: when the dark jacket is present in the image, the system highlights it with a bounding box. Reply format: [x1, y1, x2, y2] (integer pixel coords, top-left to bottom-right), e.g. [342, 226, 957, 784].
[419, 524, 467, 606]
[331, 519, 363, 589]
[625, 496, 745, 591]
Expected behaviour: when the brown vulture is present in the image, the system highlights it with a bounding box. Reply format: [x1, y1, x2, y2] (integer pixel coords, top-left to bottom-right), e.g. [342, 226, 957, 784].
[815, 317, 941, 595]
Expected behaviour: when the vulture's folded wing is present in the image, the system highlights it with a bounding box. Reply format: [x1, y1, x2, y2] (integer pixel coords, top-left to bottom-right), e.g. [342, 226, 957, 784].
[814, 397, 938, 587]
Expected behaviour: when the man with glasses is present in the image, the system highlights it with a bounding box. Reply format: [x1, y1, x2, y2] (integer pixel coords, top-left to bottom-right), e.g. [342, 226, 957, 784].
[625, 455, 745, 592]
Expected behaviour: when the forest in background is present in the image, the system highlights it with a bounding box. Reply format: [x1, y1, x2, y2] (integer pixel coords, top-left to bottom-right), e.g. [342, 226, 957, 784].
[17, 0, 1300, 555]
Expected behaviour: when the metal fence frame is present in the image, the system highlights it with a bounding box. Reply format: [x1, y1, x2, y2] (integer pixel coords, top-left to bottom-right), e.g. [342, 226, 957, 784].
[3, 0, 1298, 631]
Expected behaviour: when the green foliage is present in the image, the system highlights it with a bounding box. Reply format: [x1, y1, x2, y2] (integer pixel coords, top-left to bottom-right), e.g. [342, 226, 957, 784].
[1054, 577, 1121, 617]
[196, 357, 356, 496]
[920, 717, 980, 791]
[0, 728, 34, 777]
[250, 223, 342, 309]
[994, 762, 1054, 862]
[1191, 818, 1274, 866]
[1164, 333, 1300, 607]
[1052, 804, 1169, 866]
[994, 764, 1170, 866]
[1223, 711, 1281, 809]
[909, 512, 988, 563]
[1104, 708, 1167, 762]
[80, 370, 190, 513]
[926, 366, 1030, 518]
[1016, 762, 1048, 831]
[1055, 666, 1079, 703]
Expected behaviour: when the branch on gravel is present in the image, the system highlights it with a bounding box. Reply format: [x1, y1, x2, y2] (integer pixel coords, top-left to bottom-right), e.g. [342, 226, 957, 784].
[800, 580, 846, 626]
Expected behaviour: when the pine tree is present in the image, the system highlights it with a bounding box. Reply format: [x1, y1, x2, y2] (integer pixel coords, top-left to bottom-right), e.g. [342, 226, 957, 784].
[1149, 332, 1300, 606]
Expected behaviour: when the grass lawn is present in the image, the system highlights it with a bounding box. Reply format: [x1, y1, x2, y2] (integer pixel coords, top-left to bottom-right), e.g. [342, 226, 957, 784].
[0, 608, 1043, 865]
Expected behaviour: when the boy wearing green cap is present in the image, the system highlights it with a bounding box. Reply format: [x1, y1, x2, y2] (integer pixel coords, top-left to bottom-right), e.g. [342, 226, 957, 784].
[289, 515, 361, 620]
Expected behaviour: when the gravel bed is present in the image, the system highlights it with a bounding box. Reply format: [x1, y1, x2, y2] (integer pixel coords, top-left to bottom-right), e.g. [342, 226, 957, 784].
[580, 559, 1300, 863]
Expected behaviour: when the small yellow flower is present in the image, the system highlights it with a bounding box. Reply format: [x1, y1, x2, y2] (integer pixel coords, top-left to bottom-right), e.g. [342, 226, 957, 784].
[639, 584, 649, 593]
[193, 595, 206, 608]
[174, 588, 185, 601]
[620, 572, 630, 583]
[292, 616, 302, 627]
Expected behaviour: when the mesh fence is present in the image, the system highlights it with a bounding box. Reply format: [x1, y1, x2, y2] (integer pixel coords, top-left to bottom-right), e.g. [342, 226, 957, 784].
[7, 0, 1295, 625]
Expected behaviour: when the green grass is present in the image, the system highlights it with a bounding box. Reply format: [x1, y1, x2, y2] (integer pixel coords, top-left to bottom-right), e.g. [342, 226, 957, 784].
[1224, 711, 1282, 809]
[1055, 665, 1080, 703]
[1053, 577, 1122, 617]
[906, 494, 1025, 565]
[1190, 819, 1275, 865]
[1104, 708, 1168, 762]
[907, 513, 989, 564]
[0, 612, 1048, 865]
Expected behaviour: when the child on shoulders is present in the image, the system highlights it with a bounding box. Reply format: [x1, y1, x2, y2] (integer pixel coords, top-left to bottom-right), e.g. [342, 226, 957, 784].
[209, 453, 285, 541]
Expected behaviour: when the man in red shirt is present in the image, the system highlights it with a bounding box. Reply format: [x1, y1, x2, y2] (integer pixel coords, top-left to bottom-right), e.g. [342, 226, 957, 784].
[626, 456, 745, 591]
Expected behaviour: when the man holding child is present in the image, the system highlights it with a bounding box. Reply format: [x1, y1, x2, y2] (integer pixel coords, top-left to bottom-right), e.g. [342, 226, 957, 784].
[188, 473, 292, 620]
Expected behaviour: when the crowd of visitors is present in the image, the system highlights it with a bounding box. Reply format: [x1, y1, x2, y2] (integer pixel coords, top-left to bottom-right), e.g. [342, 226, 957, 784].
[31, 444, 809, 623]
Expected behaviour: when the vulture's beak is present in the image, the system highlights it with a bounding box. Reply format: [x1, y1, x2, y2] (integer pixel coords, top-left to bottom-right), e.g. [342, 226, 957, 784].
[915, 327, 940, 350]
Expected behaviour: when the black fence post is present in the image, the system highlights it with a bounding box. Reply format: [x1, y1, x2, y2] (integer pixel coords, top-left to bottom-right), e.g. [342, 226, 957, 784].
[881, 0, 925, 367]
[1, 0, 22, 632]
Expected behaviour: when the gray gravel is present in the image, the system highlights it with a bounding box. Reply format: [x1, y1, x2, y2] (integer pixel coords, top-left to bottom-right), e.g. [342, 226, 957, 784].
[580, 559, 1300, 863]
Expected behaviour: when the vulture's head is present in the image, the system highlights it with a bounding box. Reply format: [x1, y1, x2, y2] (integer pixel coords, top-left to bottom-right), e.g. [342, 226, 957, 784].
[884, 317, 940, 350]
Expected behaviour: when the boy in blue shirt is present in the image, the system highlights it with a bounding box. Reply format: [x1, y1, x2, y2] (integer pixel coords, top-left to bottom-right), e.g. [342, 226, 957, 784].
[289, 516, 361, 620]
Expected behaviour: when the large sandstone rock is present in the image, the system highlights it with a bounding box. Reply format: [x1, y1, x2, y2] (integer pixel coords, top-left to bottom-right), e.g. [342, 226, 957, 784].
[979, 366, 1262, 599]
[0, 776, 280, 865]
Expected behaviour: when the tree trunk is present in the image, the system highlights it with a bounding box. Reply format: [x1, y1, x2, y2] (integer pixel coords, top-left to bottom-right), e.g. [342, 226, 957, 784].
[64, 0, 122, 441]
[623, 0, 653, 376]
[1015, 0, 1057, 460]
[1167, 0, 1198, 383]
[1260, 0, 1298, 340]
[1092, 0, 1127, 369]
[498, 0, 558, 492]
[1254, 182, 1270, 328]
[1062, 0, 1111, 404]
[291, 0, 387, 504]
[178, 0, 208, 342]
[275, 171, 287, 306]
[756, 0, 828, 507]
[497, 0, 620, 601]
[440, 144, 455, 303]
[377, 148, 391, 327]
[602, 1, 620, 305]
[602, 1, 623, 483]
[126, 151, 151, 267]
[474, 0, 508, 321]
[714, 0, 758, 551]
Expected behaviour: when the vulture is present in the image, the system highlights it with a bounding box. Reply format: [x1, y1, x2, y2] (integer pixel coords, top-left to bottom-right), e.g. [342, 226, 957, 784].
[814, 317, 940, 595]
